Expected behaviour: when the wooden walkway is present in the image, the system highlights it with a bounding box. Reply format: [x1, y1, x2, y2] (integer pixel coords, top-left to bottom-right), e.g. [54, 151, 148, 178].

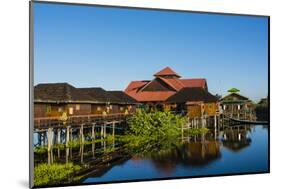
[34, 113, 130, 130]
[33, 113, 131, 150]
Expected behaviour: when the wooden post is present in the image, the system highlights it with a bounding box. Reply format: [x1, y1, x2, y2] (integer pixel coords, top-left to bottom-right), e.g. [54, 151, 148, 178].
[80, 124, 84, 144]
[101, 125, 104, 139]
[66, 147, 69, 163]
[57, 129, 61, 144]
[214, 114, 217, 128]
[104, 124, 106, 138]
[92, 142, 95, 158]
[231, 104, 234, 118]
[66, 126, 70, 147]
[92, 123, 95, 140]
[112, 122, 115, 138]
[57, 129, 61, 158]
[80, 144, 84, 163]
[70, 128, 73, 141]
[47, 128, 53, 152]
[41, 132, 45, 146]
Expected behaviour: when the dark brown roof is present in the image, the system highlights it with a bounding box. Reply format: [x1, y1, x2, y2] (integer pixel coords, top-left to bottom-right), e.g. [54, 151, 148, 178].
[108, 91, 138, 104]
[34, 83, 137, 104]
[220, 93, 249, 101]
[78, 87, 121, 103]
[166, 87, 218, 103]
[34, 83, 93, 103]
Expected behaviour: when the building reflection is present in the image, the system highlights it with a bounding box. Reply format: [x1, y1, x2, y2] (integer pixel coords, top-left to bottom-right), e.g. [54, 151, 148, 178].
[221, 125, 252, 152]
[149, 135, 221, 176]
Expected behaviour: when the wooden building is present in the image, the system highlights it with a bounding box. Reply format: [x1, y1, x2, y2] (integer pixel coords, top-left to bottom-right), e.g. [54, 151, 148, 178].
[34, 83, 137, 118]
[165, 87, 219, 119]
[124, 67, 208, 107]
[220, 92, 255, 121]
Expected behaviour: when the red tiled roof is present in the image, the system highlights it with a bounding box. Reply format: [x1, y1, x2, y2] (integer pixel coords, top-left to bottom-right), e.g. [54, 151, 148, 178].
[124, 81, 149, 93]
[124, 68, 208, 102]
[154, 67, 181, 78]
[158, 77, 185, 91]
[180, 79, 207, 88]
[126, 90, 175, 102]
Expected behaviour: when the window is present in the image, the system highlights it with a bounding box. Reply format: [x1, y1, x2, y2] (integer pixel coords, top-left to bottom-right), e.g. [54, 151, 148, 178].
[46, 105, 51, 113]
[75, 104, 80, 110]
[69, 107, 73, 115]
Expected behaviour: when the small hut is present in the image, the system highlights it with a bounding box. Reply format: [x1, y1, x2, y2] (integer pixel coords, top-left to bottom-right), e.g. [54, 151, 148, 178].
[165, 87, 219, 125]
[220, 89, 255, 120]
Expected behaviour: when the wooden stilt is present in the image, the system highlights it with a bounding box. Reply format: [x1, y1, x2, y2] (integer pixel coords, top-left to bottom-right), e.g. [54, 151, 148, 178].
[214, 114, 217, 128]
[66, 147, 69, 163]
[57, 129, 61, 144]
[104, 124, 106, 138]
[80, 124, 84, 144]
[92, 142, 95, 158]
[66, 126, 70, 147]
[70, 128, 73, 141]
[112, 122, 115, 138]
[80, 144, 84, 163]
[92, 123, 96, 140]
[101, 125, 104, 138]
[47, 128, 53, 152]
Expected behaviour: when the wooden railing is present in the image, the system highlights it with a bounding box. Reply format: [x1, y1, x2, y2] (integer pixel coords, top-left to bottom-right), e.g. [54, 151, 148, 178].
[34, 113, 132, 129]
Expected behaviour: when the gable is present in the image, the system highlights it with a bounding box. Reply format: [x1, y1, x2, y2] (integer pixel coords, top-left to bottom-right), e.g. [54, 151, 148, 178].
[141, 78, 176, 92]
[221, 93, 249, 102]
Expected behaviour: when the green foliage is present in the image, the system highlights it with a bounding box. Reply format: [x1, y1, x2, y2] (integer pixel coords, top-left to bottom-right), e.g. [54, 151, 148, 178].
[127, 109, 186, 139]
[34, 146, 48, 154]
[227, 88, 240, 93]
[122, 109, 187, 154]
[34, 163, 81, 186]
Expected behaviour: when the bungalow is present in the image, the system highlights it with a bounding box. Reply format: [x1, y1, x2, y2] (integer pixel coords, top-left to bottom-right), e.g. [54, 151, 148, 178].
[124, 67, 208, 108]
[34, 83, 137, 118]
[220, 90, 255, 120]
[165, 87, 219, 119]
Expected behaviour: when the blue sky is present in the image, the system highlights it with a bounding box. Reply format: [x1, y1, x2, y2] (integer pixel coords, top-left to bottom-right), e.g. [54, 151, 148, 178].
[34, 2, 268, 101]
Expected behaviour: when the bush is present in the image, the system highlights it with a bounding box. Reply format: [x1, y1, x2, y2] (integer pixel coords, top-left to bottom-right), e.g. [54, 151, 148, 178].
[127, 109, 187, 139]
[122, 109, 187, 154]
[34, 163, 81, 186]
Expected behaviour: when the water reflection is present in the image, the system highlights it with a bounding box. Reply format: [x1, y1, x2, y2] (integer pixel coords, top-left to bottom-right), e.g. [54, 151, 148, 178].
[34, 124, 268, 185]
[221, 125, 252, 152]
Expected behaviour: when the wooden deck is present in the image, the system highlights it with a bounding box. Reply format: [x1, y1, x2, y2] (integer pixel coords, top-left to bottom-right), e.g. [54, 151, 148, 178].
[34, 113, 131, 130]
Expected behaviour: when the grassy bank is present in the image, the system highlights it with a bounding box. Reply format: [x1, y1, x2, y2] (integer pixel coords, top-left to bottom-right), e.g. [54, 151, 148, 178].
[34, 163, 81, 186]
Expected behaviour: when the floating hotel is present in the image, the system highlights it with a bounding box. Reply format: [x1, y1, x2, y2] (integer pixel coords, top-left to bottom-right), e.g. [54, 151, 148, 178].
[34, 83, 138, 118]
[125, 67, 220, 126]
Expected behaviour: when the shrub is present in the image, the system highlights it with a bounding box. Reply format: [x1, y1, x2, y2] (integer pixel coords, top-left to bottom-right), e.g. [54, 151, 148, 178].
[34, 163, 81, 186]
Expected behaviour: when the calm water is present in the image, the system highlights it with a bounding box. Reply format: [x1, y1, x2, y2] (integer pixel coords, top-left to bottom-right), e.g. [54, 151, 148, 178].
[83, 125, 268, 183]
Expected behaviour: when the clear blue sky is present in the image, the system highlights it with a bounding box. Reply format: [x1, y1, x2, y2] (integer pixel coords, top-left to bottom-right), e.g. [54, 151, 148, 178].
[34, 2, 268, 101]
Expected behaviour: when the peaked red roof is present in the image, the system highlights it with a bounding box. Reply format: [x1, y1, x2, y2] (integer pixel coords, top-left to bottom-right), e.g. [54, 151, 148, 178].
[154, 67, 181, 78]
[180, 79, 207, 89]
[124, 67, 208, 102]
